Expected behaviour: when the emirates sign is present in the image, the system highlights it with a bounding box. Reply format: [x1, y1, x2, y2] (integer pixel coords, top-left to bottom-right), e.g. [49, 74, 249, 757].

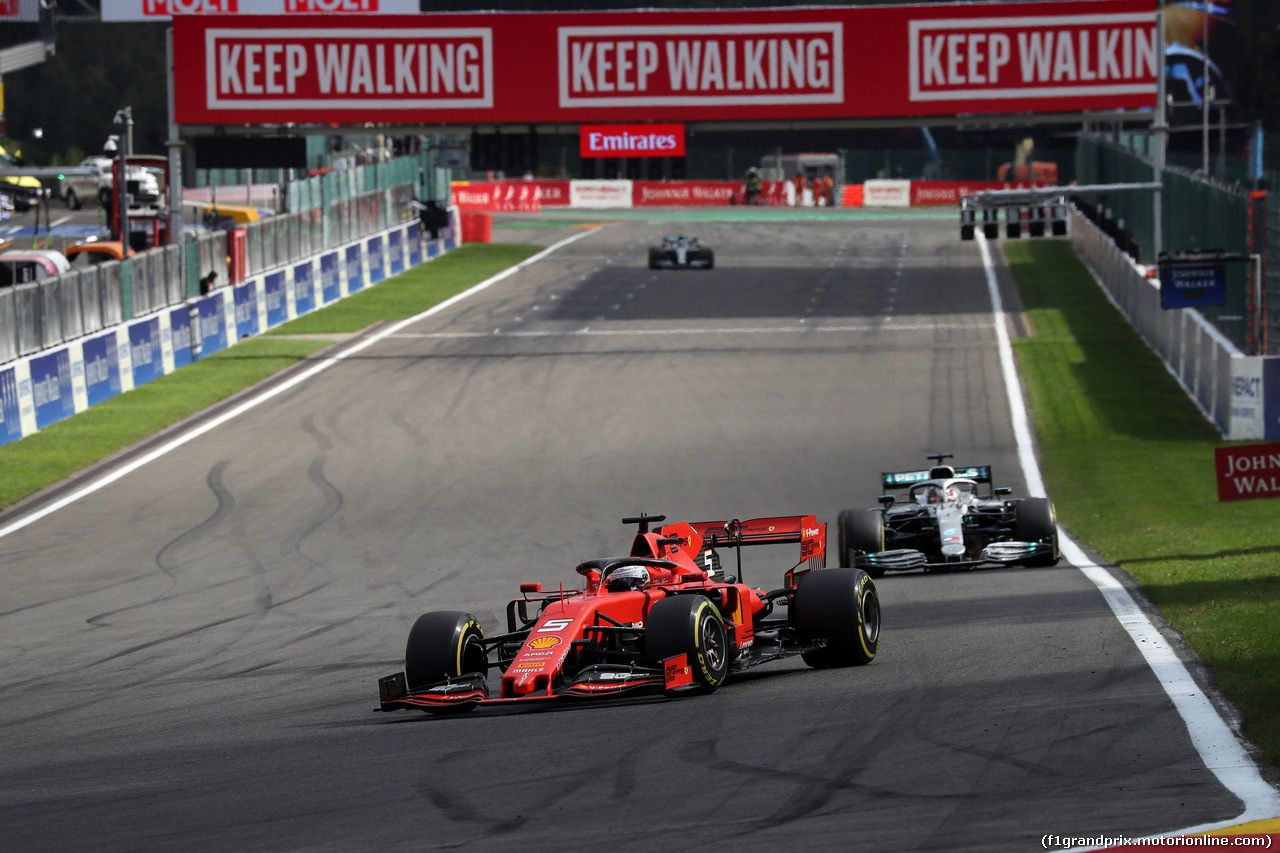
[171, 1, 1155, 125]
[580, 124, 685, 159]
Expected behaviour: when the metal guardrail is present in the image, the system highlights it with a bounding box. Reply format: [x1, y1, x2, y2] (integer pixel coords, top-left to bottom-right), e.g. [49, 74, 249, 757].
[1, 181, 418, 366]
[1070, 205, 1238, 436]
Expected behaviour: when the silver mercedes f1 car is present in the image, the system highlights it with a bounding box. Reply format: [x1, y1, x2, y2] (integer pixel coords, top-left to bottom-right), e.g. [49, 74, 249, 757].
[648, 235, 715, 269]
[837, 454, 1060, 576]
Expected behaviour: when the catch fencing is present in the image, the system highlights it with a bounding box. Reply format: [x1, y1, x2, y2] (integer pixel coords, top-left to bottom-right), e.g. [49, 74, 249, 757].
[1, 171, 421, 367]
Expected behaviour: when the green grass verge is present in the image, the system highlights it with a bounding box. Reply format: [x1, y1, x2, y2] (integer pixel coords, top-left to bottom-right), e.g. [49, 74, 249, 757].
[0, 338, 329, 508]
[265, 243, 541, 335]
[0, 243, 540, 510]
[1004, 239, 1280, 769]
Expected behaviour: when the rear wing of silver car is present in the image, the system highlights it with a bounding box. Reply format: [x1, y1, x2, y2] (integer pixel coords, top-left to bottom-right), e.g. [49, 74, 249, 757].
[881, 465, 993, 489]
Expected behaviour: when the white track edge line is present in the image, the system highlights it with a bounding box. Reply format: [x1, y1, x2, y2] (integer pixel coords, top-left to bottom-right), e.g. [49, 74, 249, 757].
[0, 228, 600, 542]
[978, 234, 1280, 843]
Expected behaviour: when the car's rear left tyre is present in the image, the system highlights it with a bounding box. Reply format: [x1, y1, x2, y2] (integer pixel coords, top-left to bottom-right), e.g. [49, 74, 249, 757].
[65, 189, 81, 210]
[1015, 498, 1060, 568]
[793, 568, 880, 668]
[838, 508, 886, 577]
[645, 595, 729, 695]
[405, 610, 487, 690]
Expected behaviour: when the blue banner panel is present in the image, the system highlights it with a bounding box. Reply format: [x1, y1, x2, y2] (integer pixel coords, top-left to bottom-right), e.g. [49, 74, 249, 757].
[1266, 358, 1280, 441]
[367, 235, 385, 285]
[388, 229, 404, 276]
[170, 306, 193, 369]
[234, 281, 259, 340]
[320, 252, 341, 304]
[197, 293, 228, 358]
[83, 332, 123, 407]
[407, 222, 422, 266]
[294, 262, 315, 316]
[427, 240, 439, 259]
[345, 245, 364, 293]
[265, 271, 288, 328]
[0, 366, 22, 446]
[1160, 263, 1227, 309]
[31, 349, 75, 430]
[130, 318, 163, 387]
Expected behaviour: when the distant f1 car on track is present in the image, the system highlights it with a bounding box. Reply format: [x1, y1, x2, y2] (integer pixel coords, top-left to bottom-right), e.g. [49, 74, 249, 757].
[378, 513, 879, 714]
[648, 235, 714, 269]
[837, 454, 1060, 576]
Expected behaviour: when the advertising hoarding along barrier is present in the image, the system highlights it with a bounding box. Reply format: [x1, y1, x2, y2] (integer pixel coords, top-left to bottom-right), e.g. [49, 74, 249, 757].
[863, 180, 911, 208]
[171, 1, 1155, 126]
[451, 181, 548, 212]
[1215, 441, 1280, 502]
[448, 179, 1071, 211]
[910, 180, 1050, 206]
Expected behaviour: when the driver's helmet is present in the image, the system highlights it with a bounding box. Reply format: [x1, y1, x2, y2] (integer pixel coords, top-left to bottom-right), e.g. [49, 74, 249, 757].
[606, 565, 650, 593]
[945, 486, 960, 503]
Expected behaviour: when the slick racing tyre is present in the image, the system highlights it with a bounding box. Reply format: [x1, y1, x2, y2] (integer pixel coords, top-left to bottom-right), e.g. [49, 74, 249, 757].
[645, 595, 729, 695]
[1015, 498, 1060, 568]
[838, 508, 886, 578]
[793, 568, 880, 668]
[648, 248, 663, 269]
[694, 248, 715, 268]
[405, 611, 487, 690]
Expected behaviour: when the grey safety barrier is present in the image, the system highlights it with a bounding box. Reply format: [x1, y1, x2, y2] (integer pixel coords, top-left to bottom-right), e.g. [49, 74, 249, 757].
[0, 209, 460, 448]
[1069, 207, 1279, 440]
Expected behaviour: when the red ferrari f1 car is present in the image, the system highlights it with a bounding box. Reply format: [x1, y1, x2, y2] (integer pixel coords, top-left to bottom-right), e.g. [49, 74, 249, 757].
[377, 513, 880, 713]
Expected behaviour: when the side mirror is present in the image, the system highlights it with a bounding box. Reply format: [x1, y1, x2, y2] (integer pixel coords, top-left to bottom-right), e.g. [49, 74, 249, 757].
[878, 495, 895, 507]
[519, 582, 542, 594]
[994, 487, 1012, 496]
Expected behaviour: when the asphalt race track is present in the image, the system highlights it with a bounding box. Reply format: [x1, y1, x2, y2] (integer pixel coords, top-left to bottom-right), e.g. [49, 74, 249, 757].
[0, 213, 1249, 851]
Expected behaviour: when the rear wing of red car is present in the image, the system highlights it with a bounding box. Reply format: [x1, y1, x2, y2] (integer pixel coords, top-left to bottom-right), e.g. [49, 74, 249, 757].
[682, 515, 826, 582]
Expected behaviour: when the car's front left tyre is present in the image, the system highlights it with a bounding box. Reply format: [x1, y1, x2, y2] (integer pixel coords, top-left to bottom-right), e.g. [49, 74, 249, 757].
[405, 610, 487, 690]
[1015, 498, 1060, 568]
[645, 595, 729, 695]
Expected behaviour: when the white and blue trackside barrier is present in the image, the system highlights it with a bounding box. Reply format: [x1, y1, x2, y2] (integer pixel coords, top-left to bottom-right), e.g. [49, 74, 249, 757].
[0, 210, 460, 446]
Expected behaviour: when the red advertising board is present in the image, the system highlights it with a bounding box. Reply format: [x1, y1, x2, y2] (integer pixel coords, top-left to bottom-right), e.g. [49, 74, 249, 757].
[171, 1, 1156, 126]
[910, 180, 1050, 206]
[581, 124, 684, 159]
[632, 180, 738, 206]
[1214, 443, 1280, 502]
[450, 181, 561, 212]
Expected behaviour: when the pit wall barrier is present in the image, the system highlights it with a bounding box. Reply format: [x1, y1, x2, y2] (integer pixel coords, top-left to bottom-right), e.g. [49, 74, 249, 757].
[1069, 207, 1280, 441]
[0, 209, 460, 447]
[450, 179, 1051, 211]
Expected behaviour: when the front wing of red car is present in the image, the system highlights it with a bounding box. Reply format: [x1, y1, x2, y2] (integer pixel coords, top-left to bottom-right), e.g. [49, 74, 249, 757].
[376, 655, 694, 712]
